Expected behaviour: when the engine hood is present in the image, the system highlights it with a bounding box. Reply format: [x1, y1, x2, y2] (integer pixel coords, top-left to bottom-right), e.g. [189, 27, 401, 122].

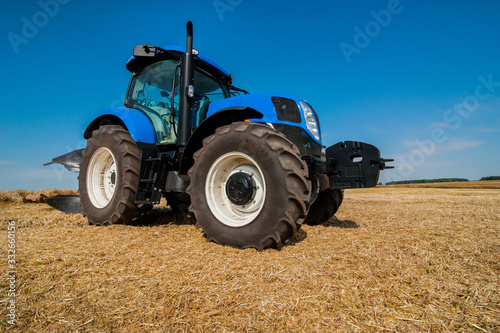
[207, 93, 322, 145]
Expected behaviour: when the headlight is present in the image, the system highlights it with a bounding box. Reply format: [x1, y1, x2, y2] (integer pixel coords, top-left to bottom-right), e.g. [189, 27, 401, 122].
[299, 101, 320, 141]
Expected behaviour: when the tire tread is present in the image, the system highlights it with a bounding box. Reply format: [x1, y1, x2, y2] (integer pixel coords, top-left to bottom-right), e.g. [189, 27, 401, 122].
[187, 122, 311, 250]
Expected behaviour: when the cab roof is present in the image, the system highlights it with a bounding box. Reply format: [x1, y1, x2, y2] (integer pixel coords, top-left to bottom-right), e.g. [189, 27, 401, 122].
[126, 45, 231, 85]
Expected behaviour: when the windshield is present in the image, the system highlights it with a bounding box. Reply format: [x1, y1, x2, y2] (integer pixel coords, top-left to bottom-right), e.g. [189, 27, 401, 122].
[129, 59, 229, 144]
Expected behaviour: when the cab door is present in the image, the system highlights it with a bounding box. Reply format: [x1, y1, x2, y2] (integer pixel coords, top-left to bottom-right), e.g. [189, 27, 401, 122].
[127, 59, 180, 144]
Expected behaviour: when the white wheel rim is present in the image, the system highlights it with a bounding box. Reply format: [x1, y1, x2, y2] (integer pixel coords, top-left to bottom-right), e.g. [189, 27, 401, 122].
[87, 147, 117, 208]
[205, 152, 266, 227]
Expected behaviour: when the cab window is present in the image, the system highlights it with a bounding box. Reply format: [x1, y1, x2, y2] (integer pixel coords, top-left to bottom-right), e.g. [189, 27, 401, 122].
[129, 59, 229, 144]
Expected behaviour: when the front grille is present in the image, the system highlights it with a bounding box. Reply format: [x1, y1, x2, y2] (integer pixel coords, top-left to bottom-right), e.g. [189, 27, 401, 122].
[271, 97, 301, 123]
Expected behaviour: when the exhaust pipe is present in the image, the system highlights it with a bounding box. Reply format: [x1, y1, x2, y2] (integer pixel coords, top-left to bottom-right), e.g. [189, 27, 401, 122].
[177, 21, 195, 147]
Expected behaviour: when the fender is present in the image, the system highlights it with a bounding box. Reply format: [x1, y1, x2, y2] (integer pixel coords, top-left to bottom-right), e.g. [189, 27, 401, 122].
[206, 92, 322, 146]
[206, 92, 286, 123]
[179, 107, 263, 174]
[84, 107, 156, 144]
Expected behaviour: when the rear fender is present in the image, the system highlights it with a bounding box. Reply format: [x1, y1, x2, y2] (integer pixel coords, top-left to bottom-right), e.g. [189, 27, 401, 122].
[84, 107, 156, 144]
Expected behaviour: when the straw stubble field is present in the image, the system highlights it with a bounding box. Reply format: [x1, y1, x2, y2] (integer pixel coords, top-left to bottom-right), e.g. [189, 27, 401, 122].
[0, 183, 499, 332]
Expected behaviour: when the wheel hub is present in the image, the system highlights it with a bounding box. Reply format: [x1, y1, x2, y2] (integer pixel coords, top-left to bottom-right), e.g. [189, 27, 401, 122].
[87, 147, 117, 209]
[205, 152, 266, 227]
[226, 172, 254, 205]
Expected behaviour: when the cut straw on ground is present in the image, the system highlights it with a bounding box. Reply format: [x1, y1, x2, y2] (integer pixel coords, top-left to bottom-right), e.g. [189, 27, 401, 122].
[0, 183, 499, 332]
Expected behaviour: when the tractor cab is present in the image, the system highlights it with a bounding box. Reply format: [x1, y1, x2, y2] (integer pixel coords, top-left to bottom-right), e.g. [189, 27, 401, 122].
[125, 45, 232, 144]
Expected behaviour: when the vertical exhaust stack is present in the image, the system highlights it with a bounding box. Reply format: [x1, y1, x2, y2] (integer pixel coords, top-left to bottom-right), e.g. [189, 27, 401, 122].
[177, 21, 195, 148]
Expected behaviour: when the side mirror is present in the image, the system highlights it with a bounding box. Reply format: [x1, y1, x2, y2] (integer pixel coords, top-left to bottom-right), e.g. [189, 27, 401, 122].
[133, 44, 157, 58]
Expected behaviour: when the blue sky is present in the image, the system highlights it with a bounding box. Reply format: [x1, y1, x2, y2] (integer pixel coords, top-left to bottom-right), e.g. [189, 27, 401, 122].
[1, 0, 499, 190]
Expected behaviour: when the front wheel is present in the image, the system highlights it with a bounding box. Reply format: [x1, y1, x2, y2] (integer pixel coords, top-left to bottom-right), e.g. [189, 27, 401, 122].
[187, 122, 311, 251]
[304, 174, 344, 225]
[79, 125, 142, 225]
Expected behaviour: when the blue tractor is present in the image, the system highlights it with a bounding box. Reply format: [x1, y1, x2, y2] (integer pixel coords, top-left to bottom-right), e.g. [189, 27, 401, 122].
[45, 22, 392, 250]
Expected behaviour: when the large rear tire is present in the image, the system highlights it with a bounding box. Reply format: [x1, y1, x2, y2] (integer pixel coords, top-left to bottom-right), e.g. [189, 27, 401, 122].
[187, 122, 311, 251]
[79, 125, 142, 225]
[304, 174, 344, 225]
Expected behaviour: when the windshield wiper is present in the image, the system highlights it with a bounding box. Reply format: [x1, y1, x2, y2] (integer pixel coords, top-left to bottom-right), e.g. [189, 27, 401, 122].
[229, 86, 249, 95]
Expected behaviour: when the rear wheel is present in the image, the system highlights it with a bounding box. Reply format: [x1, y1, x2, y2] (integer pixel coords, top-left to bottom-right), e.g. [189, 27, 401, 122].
[79, 125, 142, 225]
[187, 122, 311, 250]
